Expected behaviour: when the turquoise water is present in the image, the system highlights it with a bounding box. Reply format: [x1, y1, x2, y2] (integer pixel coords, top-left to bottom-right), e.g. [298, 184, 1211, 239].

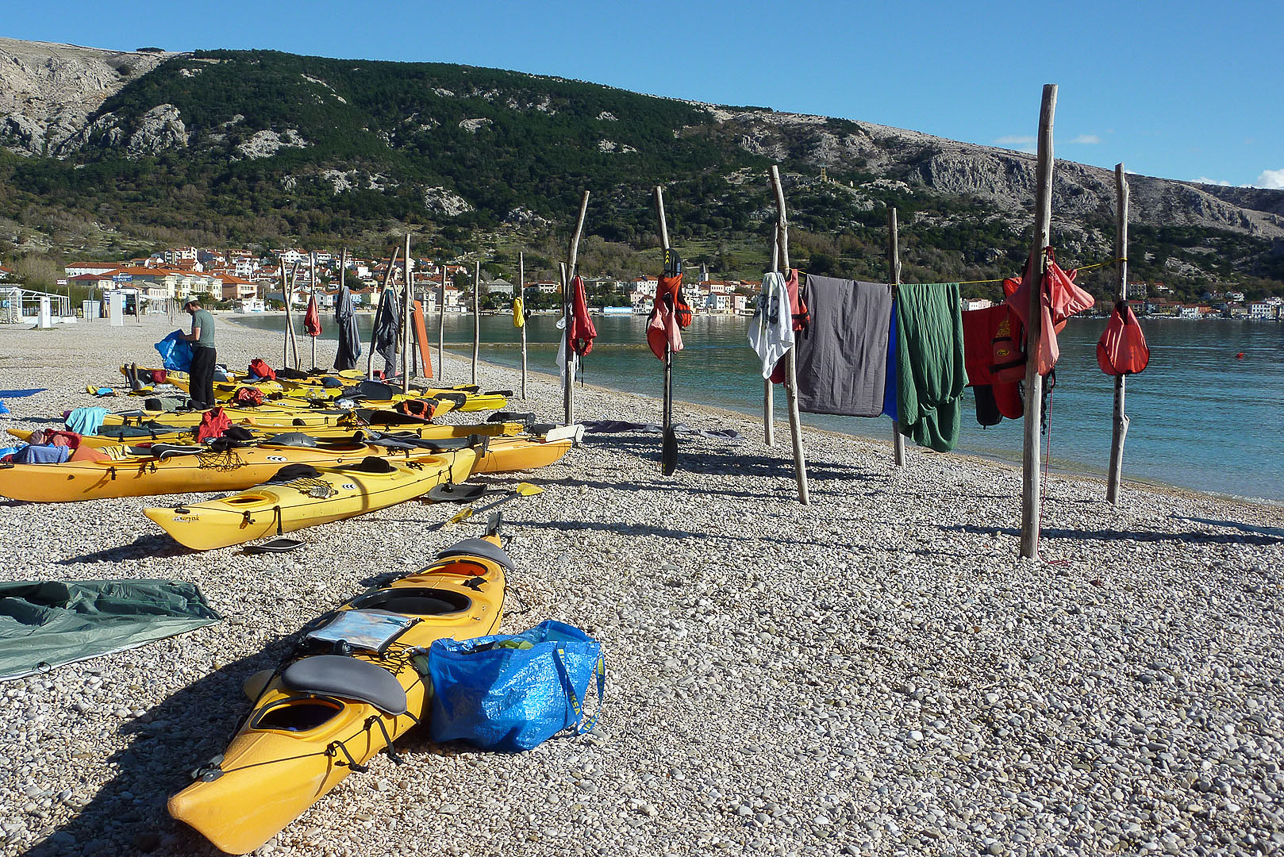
[238, 313, 1284, 503]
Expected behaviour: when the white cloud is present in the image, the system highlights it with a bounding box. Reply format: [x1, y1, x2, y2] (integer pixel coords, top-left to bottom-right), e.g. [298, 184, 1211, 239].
[1254, 168, 1284, 189]
[1193, 177, 1232, 186]
[1068, 134, 1101, 145]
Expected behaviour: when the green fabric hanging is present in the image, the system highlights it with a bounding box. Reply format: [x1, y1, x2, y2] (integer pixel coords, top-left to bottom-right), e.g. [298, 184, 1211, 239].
[896, 283, 968, 452]
[0, 579, 222, 682]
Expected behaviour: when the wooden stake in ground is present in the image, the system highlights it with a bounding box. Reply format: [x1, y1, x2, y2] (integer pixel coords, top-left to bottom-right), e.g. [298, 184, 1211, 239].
[472, 260, 481, 385]
[438, 262, 446, 383]
[770, 165, 810, 505]
[1107, 163, 1131, 505]
[309, 251, 317, 371]
[1020, 84, 1058, 559]
[654, 185, 678, 475]
[519, 251, 527, 399]
[888, 208, 906, 467]
[366, 247, 398, 378]
[281, 263, 301, 369]
[563, 190, 590, 426]
[402, 234, 413, 393]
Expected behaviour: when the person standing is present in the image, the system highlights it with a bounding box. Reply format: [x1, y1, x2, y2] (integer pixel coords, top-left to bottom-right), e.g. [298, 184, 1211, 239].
[178, 297, 217, 409]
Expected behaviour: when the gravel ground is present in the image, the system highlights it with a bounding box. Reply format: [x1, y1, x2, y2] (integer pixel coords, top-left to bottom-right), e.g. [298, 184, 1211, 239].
[1, 313, 1282, 857]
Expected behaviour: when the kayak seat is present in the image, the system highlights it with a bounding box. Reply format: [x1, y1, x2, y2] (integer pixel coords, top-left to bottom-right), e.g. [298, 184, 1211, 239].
[268, 463, 322, 482]
[435, 538, 515, 572]
[342, 457, 398, 474]
[281, 655, 408, 716]
[348, 587, 472, 616]
[149, 444, 206, 460]
[266, 432, 319, 448]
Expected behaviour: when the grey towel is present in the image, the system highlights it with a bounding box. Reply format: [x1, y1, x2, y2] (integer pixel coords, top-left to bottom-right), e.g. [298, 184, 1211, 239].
[794, 276, 893, 417]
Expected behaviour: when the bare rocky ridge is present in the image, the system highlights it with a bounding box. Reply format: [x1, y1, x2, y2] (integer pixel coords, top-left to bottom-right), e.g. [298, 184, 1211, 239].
[0, 37, 176, 156]
[1, 37, 1281, 246]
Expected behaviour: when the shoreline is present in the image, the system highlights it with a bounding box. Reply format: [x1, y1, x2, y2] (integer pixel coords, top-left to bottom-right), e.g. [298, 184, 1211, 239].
[2, 316, 1282, 857]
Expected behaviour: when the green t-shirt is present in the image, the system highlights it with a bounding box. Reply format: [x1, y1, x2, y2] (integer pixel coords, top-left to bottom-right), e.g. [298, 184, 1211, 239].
[191, 308, 215, 348]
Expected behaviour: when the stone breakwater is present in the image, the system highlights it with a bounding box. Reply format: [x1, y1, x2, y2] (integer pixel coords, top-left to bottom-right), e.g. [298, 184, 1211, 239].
[1, 314, 1282, 857]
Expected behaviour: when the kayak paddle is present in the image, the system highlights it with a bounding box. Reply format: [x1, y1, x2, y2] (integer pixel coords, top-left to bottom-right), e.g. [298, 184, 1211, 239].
[447, 482, 543, 525]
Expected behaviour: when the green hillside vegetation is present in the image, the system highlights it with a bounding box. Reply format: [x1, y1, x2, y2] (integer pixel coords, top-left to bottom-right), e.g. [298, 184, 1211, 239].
[1, 49, 1280, 301]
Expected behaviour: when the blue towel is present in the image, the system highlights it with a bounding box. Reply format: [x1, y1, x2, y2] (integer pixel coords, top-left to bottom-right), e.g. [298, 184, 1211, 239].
[155, 332, 194, 372]
[0, 401, 8, 416]
[881, 301, 898, 422]
[65, 406, 110, 435]
[12, 444, 70, 464]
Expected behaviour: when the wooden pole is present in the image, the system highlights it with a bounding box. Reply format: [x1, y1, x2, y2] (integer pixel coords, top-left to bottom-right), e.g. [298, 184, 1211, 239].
[654, 186, 673, 442]
[764, 231, 778, 447]
[1019, 84, 1058, 559]
[563, 190, 590, 426]
[770, 165, 810, 505]
[283, 263, 301, 369]
[519, 251, 527, 399]
[402, 234, 412, 393]
[1107, 163, 1130, 504]
[472, 260, 481, 385]
[888, 208, 906, 467]
[438, 263, 446, 383]
[367, 247, 397, 378]
[279, 264, 290, 369]
[309, 251, 317, 371]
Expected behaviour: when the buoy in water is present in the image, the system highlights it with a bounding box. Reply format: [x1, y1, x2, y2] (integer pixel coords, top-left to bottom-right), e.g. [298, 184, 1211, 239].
[1236, 352, 1245, 360]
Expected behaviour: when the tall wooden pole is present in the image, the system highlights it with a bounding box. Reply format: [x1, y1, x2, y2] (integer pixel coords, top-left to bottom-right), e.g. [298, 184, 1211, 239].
[770, 165, 810, 505]
[888, 208, 906, 467]
[1020, 84, 1058, 559]
[564, 190, 590, 426]
[283, 263, 300, 369]
[438, 262, 446, 383]
[402, 234, 413, 393]
[279, 264, 290, 369]
[654, 186, 673, 442]
[367, 247, 397, 378]
[309, 252, 317, 371]
[519, 251, 527, 399]
[472, 260, 481, 385]
[763, 232, 778, 447]
[1107, 163, 1131, 504]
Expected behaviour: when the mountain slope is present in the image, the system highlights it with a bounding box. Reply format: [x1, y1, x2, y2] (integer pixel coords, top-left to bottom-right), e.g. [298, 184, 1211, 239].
[2, 41, 1281, 297]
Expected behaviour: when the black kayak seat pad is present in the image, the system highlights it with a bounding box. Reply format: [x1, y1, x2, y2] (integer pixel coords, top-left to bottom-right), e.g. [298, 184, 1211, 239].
[435, 538, 515, 572]
[147, 443, 206, 459]
[269, 463, 322, 482]
[280, 655, 408, 716]
[339, 456, 398, 474]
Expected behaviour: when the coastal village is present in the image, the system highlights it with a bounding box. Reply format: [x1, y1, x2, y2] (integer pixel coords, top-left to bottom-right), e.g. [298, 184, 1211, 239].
[3, 246, 1281, 322]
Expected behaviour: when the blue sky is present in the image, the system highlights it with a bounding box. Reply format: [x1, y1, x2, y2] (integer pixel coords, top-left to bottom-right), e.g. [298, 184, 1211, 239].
[6, 0, 1282, 187]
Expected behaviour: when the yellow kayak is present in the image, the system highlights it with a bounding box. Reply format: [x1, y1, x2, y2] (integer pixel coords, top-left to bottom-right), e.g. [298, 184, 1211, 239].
[168, 530, 509, 854]
[143, 452, 475, 551]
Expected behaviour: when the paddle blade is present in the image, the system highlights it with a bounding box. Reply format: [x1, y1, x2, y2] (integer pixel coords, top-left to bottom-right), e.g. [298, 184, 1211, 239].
[661, 426, 678, 476]
[447, 505, 476, 525]
[514, 482, 543, 497]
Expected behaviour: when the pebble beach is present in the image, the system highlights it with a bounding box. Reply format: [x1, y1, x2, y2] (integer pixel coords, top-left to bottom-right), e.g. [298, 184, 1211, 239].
[2, 313, 1282, 857]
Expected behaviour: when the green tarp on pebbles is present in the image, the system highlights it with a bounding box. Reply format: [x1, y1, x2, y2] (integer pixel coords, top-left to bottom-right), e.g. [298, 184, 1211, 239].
[0, 579, 222, 681]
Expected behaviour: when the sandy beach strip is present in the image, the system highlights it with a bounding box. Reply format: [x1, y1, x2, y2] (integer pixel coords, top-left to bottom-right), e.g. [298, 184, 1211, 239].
[1, 313, 1282, 857]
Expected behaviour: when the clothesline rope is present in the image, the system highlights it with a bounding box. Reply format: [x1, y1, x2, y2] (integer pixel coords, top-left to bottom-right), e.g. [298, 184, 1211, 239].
[901, 256, 1126, 287]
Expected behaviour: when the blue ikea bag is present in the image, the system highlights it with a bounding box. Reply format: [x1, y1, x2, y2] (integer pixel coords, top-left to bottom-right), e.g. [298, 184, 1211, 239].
[155, 331, 194, 372]
[427, 620, 605, 752]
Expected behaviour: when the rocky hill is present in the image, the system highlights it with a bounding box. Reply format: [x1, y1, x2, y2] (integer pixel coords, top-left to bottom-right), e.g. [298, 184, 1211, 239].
[1, 39, 1281, 296]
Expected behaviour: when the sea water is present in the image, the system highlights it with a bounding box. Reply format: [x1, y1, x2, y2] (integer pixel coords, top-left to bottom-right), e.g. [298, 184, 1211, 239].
[238, 313, 1284, 503]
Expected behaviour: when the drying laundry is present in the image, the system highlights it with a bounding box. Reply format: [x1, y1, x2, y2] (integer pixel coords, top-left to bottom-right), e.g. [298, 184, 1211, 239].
[747, 272, 794, 379]
[896, 283, 968, 452]
[1097, 301, 1150, 376]
[793, 276, 892, 418]
[961, 305, 1025, 425]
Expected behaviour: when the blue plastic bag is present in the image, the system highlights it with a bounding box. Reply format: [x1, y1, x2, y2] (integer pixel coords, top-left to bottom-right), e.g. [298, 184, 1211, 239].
[155, 331, 194, 372]
[427, 620, 605, 752]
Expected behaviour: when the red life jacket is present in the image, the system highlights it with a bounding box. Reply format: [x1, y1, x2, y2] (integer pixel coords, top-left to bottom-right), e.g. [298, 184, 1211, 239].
[961, 306, 1024, 421]
[1097, 301, 1150, 376]
[647, 274, 687, 360]
[768, 269, 809, 383]
[568, 276, 597, 357]
[394, 399, 437, 420]
[248, 358, 276, 381]
[304, 296, 322, 337]
[196, 408, 233, 443]
[1004, 250, 1095, 375]
[232, 387, 265, 407]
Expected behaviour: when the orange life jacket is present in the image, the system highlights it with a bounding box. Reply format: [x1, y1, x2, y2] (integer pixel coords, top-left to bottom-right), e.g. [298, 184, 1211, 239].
[248, 358, 276, 381]
[1097, 301, 1150, 376]
[1003, 249, 1095, 375]
[567, 276, 597, 357]
[394, 399, 438, 420]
